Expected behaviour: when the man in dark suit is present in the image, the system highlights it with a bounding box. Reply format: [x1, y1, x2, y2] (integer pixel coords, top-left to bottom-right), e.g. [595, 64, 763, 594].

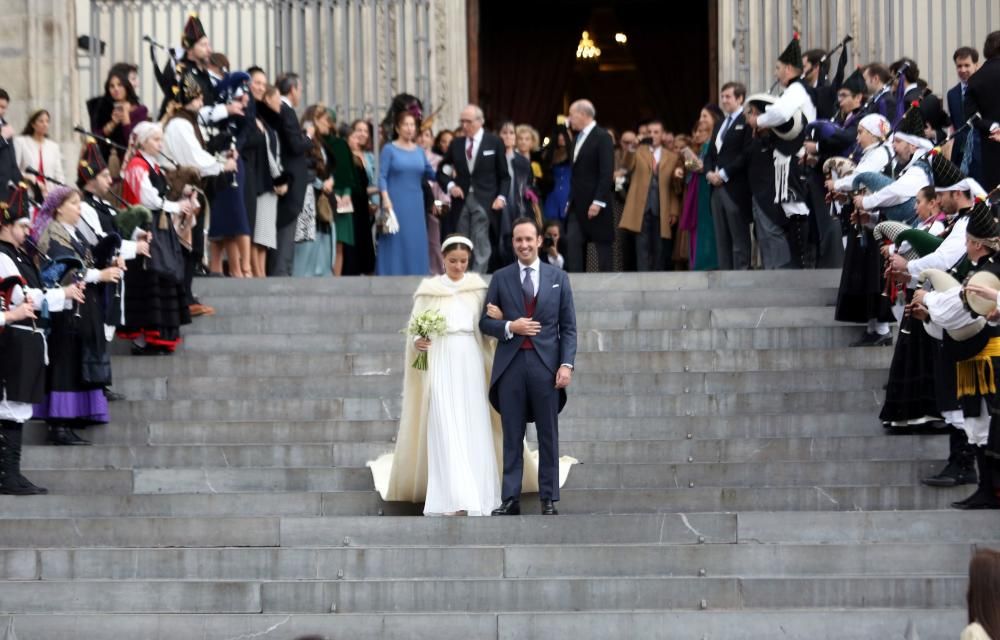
[967, 31, 1000, 194]
[436, 104, 509, 273]
[269, 72, 313, 276]
[705, 82, 753, 270]
[862, 64, 897, 120]
[0, 89, 22, 193]
[949, 46, 983, 180]
[565, 99, 614, 272]
[481, 217, 576, 516]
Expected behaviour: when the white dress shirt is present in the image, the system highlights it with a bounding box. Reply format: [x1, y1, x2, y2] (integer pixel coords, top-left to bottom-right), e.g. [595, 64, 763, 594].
[861, 149, 930, 211]
[833, 143, 893, 192]
[503, 257, 541, 340]
[573, 121, 596, 163]
[757, 82, 817, 129]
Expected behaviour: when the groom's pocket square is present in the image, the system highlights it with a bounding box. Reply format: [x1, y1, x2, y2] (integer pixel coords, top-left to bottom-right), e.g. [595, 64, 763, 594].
[552, 284, 560, 288]
[483, 150, 496, 156]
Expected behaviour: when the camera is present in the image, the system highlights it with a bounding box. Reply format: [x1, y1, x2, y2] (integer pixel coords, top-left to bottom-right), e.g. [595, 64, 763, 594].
[542, 234, 555, 250]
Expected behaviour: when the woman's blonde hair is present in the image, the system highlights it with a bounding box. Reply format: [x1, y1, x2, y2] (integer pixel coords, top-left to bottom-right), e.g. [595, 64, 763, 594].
[515, 124, 540, 151]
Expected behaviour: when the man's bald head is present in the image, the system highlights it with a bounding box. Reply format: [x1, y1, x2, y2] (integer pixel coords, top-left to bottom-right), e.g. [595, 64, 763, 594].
[568, 99, 596, 132]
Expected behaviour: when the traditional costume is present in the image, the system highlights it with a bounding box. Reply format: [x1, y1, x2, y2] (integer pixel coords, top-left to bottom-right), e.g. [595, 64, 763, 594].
[120, 122, 191, 354]
[0, 185, 62, 492]
[32, 186, 112, 445]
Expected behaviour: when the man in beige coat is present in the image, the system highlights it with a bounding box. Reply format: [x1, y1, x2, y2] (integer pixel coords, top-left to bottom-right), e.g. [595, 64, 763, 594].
[618, 119, 683, 271]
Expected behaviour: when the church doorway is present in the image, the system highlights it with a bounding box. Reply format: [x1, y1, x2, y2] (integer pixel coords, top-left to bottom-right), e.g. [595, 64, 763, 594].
[472, 0, 716, 137]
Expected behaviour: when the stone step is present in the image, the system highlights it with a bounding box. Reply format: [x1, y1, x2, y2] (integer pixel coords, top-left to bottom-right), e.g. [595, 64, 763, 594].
[260, 575, 965, 613]
[0, 610, 966, 640]
[0, 576, 965, 614]
[182, 306, 844, 334]
[69, 391, 885, 423]
[190, 269, 843, 297]
[126, 463, 945, 496]
[107, 348, 895, 378]
[0, 542, 972, 582]
[113, 369, 889, 401]
[196, 286, 839, 313]
[22, 411, 902, 446]
[6, 511, 995, 547]
[172, 325, 871, 353]
[22, 436, 944, 469]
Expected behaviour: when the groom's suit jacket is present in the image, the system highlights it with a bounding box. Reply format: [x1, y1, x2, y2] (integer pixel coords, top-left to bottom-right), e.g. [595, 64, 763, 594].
[480, 260, 577, 414]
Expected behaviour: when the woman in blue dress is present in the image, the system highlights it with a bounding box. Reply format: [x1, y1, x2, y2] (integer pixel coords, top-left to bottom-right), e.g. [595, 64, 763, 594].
[542, 128, 572, 222]
[377, 111, 435, 276]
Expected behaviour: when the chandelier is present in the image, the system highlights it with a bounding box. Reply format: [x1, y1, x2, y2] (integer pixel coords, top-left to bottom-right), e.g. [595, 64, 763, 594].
[576, 31, 601, 59]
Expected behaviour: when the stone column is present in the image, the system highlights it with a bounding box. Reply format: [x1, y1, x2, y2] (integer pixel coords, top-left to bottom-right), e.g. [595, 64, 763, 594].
[0, 0, 81, 181]
[429, 0, 468, 132]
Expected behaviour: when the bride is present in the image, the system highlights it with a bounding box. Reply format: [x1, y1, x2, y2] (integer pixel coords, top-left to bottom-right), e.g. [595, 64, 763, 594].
[369, 235, 573, 515]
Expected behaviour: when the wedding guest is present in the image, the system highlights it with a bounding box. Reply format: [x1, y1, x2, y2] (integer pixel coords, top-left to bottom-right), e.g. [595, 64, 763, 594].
[542, 219, 565, 269]
[324, 109, 356, 277]
[342, 122, 376, 275]
[565, 99, 614, 272]
[433, 129, 457, 237]
[378, 111, 435, 276]
[248, 80, 287, 277]
[14, 110, 65, 200]
[678, 108, 721, 270]
[418, 124, 445, 275]
[542, 127, 571, 224]
[270, 72, 313, 276]
[292, 105, 335, 277]
[0, 89, 22, 189]
[89, 68, 149, 166]
[435, 104, 509, 274]
[498, 121, 535, 267]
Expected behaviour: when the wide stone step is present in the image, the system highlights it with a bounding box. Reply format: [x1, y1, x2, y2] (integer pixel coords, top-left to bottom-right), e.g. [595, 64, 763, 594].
[174, 326, 870, 353]
[0, 517, 279, 547]
[260, 575, 964, 613]
[108, 347, 894, 378]
[182, 306, 844, 334]
[136, 413, 898, 446]
[1, 542, 972, 581]
[76, 391, 884, 423]
[22, 436, 945, 469]
[0, 609, 966, 640]
[190, 269, 843, 296]
[119, 460, 942, 494]
[113, 369, 889, 400]
[193, 287, 839, 315]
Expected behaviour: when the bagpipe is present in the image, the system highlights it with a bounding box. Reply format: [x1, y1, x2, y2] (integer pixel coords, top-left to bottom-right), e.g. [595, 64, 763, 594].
[0, 274, 26, 320]
[913, 267, 999, 342]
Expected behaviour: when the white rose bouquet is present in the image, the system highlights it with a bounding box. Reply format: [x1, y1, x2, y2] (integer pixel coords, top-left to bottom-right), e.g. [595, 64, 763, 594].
[404, 309, 447, 370]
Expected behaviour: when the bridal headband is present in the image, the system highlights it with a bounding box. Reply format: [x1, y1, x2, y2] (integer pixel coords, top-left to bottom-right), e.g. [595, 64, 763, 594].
[441, 236, 474, 251]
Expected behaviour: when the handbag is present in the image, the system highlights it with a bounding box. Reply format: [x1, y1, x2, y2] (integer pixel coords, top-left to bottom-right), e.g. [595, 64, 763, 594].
[148, 210, 186, 284]
[315, 191, 334, 224]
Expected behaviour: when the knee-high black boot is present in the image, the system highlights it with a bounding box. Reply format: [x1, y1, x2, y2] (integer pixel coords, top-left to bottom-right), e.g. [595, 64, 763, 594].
[952, 446, 1000, 509]
[0, 421, 47, 495]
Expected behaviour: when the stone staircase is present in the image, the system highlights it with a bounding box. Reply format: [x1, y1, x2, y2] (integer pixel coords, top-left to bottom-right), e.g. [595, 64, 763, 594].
[2, 270, 992, 639]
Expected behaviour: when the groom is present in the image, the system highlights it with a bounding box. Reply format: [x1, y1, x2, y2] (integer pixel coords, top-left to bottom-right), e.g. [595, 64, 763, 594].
[480, 217, 577, 515]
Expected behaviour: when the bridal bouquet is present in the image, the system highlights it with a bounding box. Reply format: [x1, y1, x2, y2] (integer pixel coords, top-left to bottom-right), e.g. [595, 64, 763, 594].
[405, 310, 447, 370]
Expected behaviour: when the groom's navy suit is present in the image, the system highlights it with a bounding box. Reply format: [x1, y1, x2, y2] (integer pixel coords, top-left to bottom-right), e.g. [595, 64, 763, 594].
[480, 259, 577, 502]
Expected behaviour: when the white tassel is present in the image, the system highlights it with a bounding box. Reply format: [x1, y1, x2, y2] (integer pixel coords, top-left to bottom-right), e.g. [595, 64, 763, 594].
[773, 150, 791, 204]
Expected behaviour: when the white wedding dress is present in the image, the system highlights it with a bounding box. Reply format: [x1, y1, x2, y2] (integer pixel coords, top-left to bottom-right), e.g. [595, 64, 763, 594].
[422, 275, 501, 516]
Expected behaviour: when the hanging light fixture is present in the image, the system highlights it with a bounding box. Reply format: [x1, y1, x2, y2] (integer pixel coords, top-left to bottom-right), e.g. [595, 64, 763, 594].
[615, 32, 628, 44]
[576, 31, 601, 59]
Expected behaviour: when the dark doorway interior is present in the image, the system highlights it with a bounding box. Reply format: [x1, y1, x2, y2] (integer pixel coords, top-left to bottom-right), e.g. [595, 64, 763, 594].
[476, 0, 713, 137]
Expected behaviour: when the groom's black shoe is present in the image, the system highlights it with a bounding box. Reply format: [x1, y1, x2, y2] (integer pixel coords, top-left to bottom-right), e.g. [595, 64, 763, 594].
[541, 499, 558, 515]
[492, 498, 521, 516]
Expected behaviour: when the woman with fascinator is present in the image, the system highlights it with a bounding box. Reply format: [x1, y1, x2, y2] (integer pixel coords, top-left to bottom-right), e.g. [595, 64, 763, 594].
[369, 235, 574, 515]
[31, 186, 123, 445]
[120, 121, 198, 355]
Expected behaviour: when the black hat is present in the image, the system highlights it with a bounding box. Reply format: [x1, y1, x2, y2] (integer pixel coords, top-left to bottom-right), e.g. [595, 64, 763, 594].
[966, 199, 1000, 240]
[842, 66, 866, 96]
[778, 32, 803, 68]
[182, 13, 207, 50]
[895, 100, 926, 138]
[171, 65, 203, 106]
[927, 148, 966, 189]
[78, 137, 108, 185]
[1, 182, 32, 226]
